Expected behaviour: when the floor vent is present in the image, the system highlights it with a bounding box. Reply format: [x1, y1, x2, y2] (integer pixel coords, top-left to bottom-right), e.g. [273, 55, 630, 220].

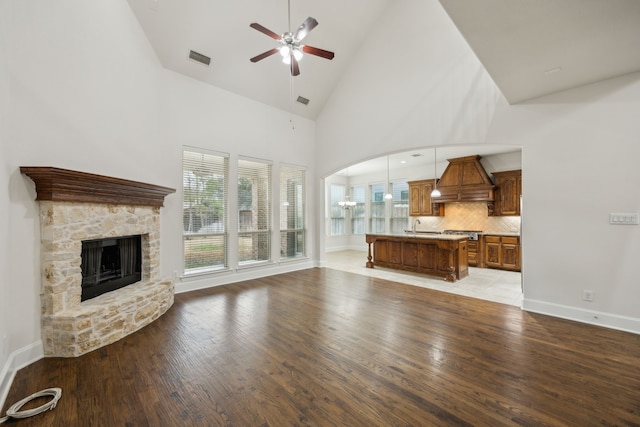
[188, 50, 211, 66]
[296, 96, 310, 106]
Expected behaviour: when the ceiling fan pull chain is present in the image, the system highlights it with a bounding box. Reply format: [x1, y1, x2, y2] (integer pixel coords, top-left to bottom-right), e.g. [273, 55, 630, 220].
[290, 73, 295, 129]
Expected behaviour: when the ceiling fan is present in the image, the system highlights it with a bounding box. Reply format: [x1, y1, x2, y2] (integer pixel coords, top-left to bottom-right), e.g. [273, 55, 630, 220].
[249, 3, 334, 76]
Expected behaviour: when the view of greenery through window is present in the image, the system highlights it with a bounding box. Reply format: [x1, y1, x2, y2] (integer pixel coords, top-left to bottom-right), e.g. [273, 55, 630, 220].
[237, 159, 272, 265]
[182, 149, 228, 273]
[280, 165, 306, 259]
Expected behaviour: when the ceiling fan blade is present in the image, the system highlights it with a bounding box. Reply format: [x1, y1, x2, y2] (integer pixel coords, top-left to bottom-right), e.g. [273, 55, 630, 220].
[290, 54, 300, 76]
[301, 45, 335, 60]
[250, 48, 279, 63]
[294, 17, 318, 41]
[249, 23, 282, 41]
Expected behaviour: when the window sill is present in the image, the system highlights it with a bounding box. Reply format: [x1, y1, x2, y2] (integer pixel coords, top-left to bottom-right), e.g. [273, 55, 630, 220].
[182, 266, 230, 279]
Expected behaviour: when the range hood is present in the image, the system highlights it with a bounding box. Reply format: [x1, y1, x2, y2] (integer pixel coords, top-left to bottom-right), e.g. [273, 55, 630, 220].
[431, 155, 495, 203]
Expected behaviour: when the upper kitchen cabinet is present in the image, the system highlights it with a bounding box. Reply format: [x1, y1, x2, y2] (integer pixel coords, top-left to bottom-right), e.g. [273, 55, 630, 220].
[492, 169, 522, 216]
[408, 180, 444, 216]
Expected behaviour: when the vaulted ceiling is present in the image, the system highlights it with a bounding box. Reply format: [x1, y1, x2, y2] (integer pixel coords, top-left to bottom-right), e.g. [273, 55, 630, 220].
[439, 0, 640, 104]
[126, 0, 390, 120]
[127, 0, 640, 120]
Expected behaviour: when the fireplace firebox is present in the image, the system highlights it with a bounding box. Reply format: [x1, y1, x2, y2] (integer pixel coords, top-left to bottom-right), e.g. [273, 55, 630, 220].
[81, 235, 142, 301]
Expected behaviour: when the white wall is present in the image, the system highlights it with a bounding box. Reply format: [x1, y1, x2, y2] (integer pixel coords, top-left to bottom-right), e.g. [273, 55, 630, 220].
[0, 0, 12, 386]
[487, 73, 640, 331]
[315, 0, 503, 178]
[0, 0, 316, 401]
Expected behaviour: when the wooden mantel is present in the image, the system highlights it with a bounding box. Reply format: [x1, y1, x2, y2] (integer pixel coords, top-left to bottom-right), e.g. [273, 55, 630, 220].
[20, 166, 176, 208]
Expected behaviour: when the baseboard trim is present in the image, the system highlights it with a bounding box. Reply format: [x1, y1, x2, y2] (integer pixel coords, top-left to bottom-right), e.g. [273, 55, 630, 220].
[325, 246, 367, 253]
[0, 341, 44, 410]
[175, 259, 316, 294]
[523, 298, 640, 335]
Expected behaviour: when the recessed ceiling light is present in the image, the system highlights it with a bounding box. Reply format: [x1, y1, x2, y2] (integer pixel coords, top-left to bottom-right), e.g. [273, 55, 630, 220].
[544, 66, 562, 75]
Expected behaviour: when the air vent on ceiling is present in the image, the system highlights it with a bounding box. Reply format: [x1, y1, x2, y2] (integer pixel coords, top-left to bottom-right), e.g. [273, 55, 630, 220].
[188, 50, 211, 66]
[411, 153, 423, 157]
[296, 96, 310, 106]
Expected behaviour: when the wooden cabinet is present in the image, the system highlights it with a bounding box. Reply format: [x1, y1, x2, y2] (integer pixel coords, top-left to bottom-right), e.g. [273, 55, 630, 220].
[467, 236, 485, 268]
[492, 169, 522, 216]
[408, 180, 444, 216]
[366, 234, 468, 282]
[484, 235, 520, 271]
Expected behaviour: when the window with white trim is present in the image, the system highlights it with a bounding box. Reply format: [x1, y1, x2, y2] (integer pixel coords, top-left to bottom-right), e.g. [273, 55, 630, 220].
[280, 165, 306, 260]
[182, 148, 228, 274]
[369, 182, 386, 233]
[329, 184, 346, 235]
[390, 180, 409, 234]
[350, 185, 366, 235]
[238, 158, 272, 265]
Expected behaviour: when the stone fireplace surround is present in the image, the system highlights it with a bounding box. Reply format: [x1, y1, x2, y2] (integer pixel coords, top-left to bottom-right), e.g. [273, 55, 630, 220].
[21, 167, 176, 357]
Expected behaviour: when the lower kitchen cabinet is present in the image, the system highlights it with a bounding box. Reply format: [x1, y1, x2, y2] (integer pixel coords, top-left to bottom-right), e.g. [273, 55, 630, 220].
[484, 235, 520, 271]
[467, 238, 485, 268]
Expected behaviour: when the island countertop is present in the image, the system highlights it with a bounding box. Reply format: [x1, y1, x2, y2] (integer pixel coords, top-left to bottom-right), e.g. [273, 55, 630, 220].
[366, 232, 469, 241]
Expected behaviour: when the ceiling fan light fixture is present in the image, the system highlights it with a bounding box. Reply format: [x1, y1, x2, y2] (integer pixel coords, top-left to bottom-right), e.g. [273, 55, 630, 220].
[279, 45, 290, 58]
[281, 47, 303, 64]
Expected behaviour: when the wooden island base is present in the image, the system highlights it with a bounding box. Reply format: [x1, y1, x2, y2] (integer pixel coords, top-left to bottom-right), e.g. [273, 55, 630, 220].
[366, 234, 468, 282]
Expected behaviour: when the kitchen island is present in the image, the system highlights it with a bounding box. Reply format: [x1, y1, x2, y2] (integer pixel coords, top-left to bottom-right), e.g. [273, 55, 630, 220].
[365, 233, 468, 282]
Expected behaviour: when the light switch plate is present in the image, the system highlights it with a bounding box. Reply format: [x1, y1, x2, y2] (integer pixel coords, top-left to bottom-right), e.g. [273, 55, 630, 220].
[609, 213, 639, 225]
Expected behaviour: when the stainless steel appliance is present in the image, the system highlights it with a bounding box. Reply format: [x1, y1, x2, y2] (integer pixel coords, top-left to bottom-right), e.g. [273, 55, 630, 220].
[442, 230, 481, 241]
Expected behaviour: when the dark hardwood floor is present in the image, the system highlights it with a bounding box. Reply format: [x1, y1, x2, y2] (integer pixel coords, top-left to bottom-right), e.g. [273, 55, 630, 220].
[3, 268, 640, 426]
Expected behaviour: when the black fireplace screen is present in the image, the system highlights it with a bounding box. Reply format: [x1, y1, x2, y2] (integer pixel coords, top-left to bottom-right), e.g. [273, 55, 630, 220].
[80, 235, 142, 301]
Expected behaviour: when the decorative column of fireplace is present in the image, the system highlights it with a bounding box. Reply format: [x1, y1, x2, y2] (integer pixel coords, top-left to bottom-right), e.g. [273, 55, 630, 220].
[21, 167, 176, 357]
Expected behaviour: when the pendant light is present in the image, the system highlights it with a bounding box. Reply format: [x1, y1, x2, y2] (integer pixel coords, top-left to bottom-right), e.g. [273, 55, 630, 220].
[338, 168, 357, 209]
[431, 148, 441, 198]
[384, 155, 393, 201]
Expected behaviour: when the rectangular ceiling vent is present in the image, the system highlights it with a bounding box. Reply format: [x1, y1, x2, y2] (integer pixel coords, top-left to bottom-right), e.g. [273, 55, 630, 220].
[188, 50, 211, 66]
[411, 153, 423, 157]
[296, 96, 310, 106]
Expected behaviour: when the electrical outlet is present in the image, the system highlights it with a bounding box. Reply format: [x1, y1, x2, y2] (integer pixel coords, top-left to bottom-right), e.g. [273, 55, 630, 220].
[609, 213, 639, 225]
[583, 290, 594, 302]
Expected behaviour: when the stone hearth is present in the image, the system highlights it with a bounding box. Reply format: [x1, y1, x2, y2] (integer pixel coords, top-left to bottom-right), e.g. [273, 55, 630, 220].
[21, 167, 175, 357]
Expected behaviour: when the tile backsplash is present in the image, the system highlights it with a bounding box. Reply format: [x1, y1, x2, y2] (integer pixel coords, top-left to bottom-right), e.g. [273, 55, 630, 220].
[414, 202, 520, 234]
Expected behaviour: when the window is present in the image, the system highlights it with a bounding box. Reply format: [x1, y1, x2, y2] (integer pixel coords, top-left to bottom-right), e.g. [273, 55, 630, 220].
[390, 180, 409, 234]
[350, 185, 366, 235]
[369, 183, 386, 233]
[182, 148, 228, 274]
[238, 158, 272, 265]
[280, 165, 306, 260]
[329, 184, 346, 235]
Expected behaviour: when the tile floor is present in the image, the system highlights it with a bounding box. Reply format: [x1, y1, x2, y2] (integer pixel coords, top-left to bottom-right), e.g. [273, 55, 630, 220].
[324, 250, 523, 307]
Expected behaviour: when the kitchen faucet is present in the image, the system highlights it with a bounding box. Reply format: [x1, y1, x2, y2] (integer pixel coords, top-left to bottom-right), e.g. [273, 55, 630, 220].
[412, 218, 421, 233]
